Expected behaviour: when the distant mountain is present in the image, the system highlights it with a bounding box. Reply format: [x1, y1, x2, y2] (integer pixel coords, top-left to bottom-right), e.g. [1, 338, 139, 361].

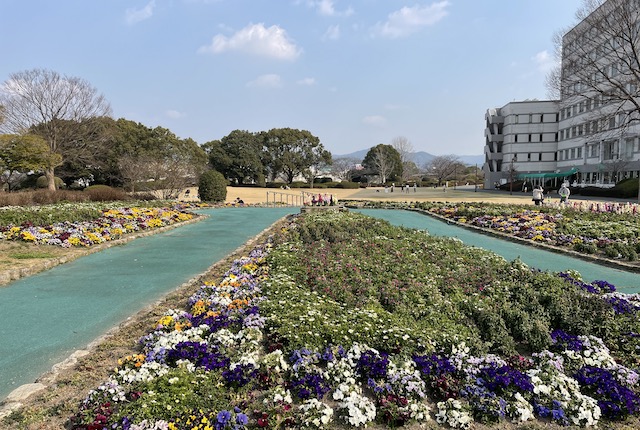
[334, 150, 483, 167]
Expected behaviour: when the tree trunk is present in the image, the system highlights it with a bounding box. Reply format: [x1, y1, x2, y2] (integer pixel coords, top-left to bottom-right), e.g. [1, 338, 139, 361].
[45, 167, 56, 191]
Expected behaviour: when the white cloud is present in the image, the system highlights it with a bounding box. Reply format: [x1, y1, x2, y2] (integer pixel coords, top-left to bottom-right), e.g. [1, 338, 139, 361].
[165, 109, 186, 119]
[362, 115, 387, 127]
[296, 0, 354, 17]
[246, 74, 283, 89]
[198, 23, 301, 60]
[297, 77, 316, 85]
[323, 24, 341, 41]
[372, 1, 450, 39]
[125, 0, 156, 25]
[317, 0, 354, 17]
[533, 50, 556, 72]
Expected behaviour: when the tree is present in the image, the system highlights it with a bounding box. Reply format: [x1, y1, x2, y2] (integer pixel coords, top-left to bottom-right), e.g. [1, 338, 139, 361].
[391, 136, 416, 182]
[0, 69, 112, 190]
[101, 120, 206, 196]
[263, 128, 331, 184]
[0, 134, 61, 191]
[362, 144, 402, 184]
[198, 170, 227, 202]
[330, 157, 359, 182]
[203, 130, 265, 185]
[117, 154, 154, 192]
[426, 155, 465, 186]
[147, 136, 207, 199]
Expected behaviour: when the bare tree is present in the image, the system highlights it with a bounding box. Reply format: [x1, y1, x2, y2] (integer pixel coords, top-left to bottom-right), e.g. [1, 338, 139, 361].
[426, 155, 465, 186]
[548, 0, 640, 133]
[392, 136, 417, 182]
[118, 154, 154, 193]
[553, 0, 640, 199]
[0, 69, 112, 190]
[330, 157, 359, 182]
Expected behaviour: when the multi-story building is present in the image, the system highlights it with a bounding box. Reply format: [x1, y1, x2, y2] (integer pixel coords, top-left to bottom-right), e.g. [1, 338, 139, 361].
[483, 0, 640, 190]
[484, 100, 561, 189]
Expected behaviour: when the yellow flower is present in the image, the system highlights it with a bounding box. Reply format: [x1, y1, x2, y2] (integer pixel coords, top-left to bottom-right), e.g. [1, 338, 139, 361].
[158, 315, 174, 327]
[21, 231, 36, 241]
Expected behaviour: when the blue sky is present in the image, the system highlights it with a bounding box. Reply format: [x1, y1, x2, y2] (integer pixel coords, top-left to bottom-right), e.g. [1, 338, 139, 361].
[1, 0, 583, 157]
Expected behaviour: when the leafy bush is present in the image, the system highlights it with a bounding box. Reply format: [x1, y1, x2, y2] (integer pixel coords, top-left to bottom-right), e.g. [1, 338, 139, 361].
[198, 170, 227, 202]
[35, 175, 65, 189]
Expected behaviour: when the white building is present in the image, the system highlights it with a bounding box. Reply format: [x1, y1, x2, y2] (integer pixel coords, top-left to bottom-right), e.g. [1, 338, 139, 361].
[484, 101, 560, 189]
[484, 0, 640, 190]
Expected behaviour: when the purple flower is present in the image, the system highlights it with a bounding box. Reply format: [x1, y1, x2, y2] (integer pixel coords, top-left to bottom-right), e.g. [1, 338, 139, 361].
[356, 350, 390, 380]
[550, 329, 584, 352]
[222, 364, 256, 388]
[166, 341, 229, 371]
[574, 366, 640, 419]
[288, 372, 331, 400]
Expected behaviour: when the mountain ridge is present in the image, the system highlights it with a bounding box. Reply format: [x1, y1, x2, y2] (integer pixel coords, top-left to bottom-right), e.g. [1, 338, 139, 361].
[334, 149, 483, 166]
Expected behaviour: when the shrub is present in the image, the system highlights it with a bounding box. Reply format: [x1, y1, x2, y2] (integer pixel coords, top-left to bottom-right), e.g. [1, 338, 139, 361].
[84, 185, 130, 202]
[198, 170, 227, 202]
[265, 182, 286, 188]
[130, 192, 158, 201]
[35, 175, 65, 189]
[335, 181, 360, 189]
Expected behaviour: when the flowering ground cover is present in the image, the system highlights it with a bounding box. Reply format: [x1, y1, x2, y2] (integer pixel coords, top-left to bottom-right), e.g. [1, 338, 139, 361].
[70, 210, 640, 429]
[352, 200, 640, 263]
[0, 203, 196, 247]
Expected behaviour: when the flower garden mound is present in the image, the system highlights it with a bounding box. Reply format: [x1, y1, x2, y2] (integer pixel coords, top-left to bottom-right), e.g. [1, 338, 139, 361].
[41, 211, 640, 429]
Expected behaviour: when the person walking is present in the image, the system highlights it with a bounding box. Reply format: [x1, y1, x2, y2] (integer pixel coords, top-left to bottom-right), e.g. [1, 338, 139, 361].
[558, 183, 570, 204]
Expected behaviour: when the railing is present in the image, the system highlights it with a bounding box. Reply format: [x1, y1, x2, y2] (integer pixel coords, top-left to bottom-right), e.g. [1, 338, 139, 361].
[265, 190, 340, 207]
[265, 191, 305, 207]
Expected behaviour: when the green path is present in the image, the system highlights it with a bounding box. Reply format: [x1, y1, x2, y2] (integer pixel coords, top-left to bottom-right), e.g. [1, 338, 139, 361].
[0, 207, 295, 402]
[357, 209, 640, 292]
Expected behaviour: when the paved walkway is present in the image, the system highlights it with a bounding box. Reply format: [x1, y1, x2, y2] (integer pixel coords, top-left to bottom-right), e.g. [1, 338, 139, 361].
[0, 207, 296, 402]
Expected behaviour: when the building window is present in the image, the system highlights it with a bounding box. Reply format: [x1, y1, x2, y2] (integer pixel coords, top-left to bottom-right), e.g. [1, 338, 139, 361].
[626, 138, 634, 158]
[577, 147, 582, 158]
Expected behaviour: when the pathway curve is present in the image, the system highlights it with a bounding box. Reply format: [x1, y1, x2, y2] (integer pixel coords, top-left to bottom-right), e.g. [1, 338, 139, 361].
[0, 207, 296, 402]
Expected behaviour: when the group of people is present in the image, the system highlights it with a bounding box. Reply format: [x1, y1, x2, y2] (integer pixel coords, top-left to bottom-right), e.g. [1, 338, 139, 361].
[532, 183, 571, 206]
[310, 193, 335, 206]
[384, 183, 417, 193]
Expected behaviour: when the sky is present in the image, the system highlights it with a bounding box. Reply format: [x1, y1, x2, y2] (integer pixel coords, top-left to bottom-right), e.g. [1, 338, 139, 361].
[0, 0, 585, 157]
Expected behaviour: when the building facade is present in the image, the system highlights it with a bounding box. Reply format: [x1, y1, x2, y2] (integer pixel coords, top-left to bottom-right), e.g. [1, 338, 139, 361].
[483, 0, 640, 190]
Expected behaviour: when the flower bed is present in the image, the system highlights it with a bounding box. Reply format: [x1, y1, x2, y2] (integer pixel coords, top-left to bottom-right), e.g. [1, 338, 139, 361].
[350, 200, 640, 263]
[71, 211, 640, 429]
[0, 204, 196, 247]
